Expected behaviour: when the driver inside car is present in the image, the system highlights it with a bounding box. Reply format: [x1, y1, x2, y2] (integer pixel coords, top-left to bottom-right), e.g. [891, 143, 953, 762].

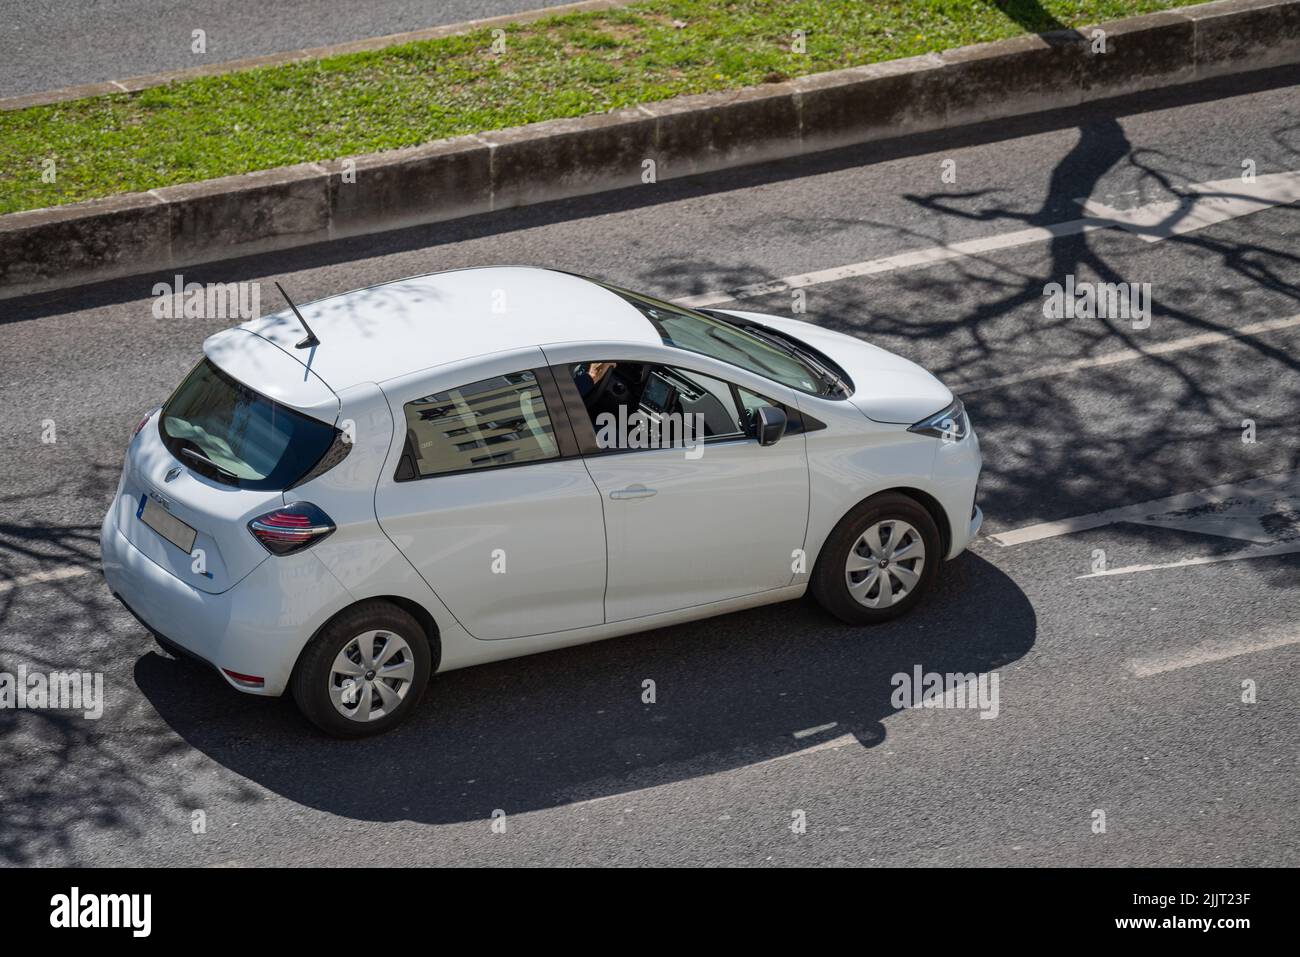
[574, 361, 617, 400]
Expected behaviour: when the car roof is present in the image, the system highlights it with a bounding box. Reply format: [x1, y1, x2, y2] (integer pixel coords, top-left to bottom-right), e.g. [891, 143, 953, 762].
[235, 266, 661, 392]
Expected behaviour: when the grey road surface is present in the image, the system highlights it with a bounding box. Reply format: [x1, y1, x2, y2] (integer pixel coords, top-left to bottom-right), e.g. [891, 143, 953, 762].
[1, 67, 1298, 866]
[0, 0, 570, 97]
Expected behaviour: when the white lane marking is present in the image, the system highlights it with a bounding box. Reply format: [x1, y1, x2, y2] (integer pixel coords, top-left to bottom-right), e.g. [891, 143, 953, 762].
[673, 171, 1300, 308]
[0, 565, 92, 594]
[1078, 540, 1300, 578]
[564, 731, 860, 806]
[792, 721, 838, 739]
[956, 313, 1300, 394]
[674, 221, 1105, 308]
[750, 732, 861, 767]
[1080, 171, 1300, 243]
[1127, 632, 1300, 677]
[989, 469, 1300, 547]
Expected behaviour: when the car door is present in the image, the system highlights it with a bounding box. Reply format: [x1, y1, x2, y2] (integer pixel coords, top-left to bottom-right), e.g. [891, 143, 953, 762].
[545, 344, 810, 623]
[375, 350, 607, 640]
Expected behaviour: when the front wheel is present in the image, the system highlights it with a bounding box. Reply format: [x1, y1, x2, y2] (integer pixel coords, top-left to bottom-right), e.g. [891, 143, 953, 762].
[291, 601, 432, 737]
[810, 492, 941, 625]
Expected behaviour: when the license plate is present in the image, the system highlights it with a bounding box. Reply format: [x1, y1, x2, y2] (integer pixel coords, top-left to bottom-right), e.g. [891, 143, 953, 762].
[137, 494, 197, 554]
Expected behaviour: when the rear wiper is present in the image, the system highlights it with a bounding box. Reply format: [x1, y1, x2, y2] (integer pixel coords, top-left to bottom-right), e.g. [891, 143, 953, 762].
[181, 447, 239, 480]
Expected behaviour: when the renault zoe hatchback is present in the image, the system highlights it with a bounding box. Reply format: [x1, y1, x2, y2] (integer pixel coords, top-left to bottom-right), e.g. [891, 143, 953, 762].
[102, 266, 981, 736]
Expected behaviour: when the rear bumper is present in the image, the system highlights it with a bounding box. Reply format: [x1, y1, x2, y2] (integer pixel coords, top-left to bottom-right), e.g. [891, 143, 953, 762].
[101, 508, 353, 696]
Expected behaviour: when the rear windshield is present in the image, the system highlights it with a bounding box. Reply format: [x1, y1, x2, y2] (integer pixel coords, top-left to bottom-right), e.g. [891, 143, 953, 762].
[160, 359, 337, 490]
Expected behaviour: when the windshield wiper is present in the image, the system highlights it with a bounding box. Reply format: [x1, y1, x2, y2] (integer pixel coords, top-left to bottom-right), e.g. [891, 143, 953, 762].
[181, 447, 239, 480]
[741, 325, 846, 396]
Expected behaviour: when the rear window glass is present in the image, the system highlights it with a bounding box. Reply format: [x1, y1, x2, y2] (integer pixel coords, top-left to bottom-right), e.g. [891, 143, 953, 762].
[160, 359, 337, 490]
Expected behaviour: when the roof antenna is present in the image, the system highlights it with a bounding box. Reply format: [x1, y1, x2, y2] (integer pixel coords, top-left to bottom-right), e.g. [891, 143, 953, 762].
[275, 281, 320, 349]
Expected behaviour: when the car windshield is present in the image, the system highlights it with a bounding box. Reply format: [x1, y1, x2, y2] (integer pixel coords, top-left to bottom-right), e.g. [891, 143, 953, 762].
[160, 359, 337, 490]
[606, 287, 827, 395]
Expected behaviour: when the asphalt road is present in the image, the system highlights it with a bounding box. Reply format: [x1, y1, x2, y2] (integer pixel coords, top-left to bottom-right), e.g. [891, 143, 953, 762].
[1, 67, 1298, 866]
[0, 0, 570, 97]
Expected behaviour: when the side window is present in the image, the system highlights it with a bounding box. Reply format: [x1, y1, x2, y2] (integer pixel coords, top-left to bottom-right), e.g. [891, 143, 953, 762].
[565, 360, 770, 451]
[671, 367, 744, 439]
[398, 370, 559, 479]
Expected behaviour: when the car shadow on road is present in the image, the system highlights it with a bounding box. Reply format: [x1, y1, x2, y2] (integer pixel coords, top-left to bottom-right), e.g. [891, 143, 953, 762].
[136, 551, 1034, 825]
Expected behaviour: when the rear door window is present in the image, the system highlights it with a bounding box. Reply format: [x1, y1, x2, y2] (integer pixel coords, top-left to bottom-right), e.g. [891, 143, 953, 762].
[160, 359, 338, 490]
[397, 370, 560, 479]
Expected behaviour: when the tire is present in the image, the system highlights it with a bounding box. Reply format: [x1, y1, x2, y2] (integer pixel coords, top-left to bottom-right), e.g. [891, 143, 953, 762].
[291, 600, 432, 737]
[810, 492, 942, 626]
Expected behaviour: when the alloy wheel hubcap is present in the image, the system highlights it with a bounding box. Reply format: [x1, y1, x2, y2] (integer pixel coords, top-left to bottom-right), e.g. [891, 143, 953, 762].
[329, 630, 415, 722]
[844, 519, 926, 608]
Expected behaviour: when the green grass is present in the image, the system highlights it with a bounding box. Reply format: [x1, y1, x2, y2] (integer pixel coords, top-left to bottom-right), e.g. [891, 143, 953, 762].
[0, 0, 1204, 215]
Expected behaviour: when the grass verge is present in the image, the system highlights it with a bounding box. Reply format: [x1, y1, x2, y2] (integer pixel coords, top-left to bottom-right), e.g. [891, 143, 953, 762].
[0, 0, 1205, 215]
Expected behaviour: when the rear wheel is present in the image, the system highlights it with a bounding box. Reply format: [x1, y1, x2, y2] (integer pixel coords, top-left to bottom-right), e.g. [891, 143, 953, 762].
[291, 601, 432, 737]
[811, 492, 941, 625]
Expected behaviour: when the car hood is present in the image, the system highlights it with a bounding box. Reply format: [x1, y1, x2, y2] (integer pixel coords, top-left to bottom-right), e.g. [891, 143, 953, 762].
[709, 309, 953, 424]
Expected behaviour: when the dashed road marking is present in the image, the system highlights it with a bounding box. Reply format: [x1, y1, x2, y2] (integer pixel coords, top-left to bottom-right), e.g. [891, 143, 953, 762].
[989, 469, 1300, 548]
[1127, 631, 1300, 677]
[1079, 540, 1300, 578]
[674, 171, 1300, 309]
[956, 313, 1300, 393]
[1080, 171, 1300, 243]
[792, 721, 838, 739]
[673, 221, 1104, 308]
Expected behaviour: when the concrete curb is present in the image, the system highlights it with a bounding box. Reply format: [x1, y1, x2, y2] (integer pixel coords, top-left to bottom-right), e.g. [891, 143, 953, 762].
[2, 0, 1298, 300]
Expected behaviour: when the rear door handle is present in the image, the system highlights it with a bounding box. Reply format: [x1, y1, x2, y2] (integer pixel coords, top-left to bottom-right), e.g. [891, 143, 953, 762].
[609, 485, 657, 500]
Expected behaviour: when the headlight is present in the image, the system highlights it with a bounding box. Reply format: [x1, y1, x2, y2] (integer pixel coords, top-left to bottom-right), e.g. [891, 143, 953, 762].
[908, 398, 968, 442]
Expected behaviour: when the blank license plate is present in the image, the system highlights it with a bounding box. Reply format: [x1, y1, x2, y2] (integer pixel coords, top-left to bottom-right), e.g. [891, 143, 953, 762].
[138, 494, 197, 554]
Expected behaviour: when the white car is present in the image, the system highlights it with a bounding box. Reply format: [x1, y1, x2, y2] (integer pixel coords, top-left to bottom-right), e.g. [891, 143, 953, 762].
[102, 266, 982, 736]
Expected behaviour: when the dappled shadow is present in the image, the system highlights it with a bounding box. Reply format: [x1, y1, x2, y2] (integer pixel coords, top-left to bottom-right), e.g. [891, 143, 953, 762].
[0, 570, 160, 864]
[139, 552, 1033, 825]
[0, 701, 186, 866]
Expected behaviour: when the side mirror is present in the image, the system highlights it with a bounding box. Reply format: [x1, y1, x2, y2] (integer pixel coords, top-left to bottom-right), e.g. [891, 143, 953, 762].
[754, 406, 787, 446]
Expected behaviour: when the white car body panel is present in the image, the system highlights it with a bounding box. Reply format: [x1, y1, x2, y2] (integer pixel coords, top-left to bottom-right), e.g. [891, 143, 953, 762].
[582, 439, 808, 621]
[373, 347, 608, 641]
[538, 339, 810, 621]
[377, 456, 608, 640]
[101, 517, 354, 695]
[282, 381, 475, 657]
[203, 327, 339, 420]
[243, 266, 659, 391]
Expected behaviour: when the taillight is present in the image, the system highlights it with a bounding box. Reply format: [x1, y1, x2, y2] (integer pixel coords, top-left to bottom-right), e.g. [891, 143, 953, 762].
[222, 669, 265, 688]
[132, 407, 160, 441]
[248, 502, 336, 555]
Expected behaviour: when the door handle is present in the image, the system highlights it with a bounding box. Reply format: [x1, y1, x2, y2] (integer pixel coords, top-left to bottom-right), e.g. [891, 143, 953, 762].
[609, 485, 657, 500]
